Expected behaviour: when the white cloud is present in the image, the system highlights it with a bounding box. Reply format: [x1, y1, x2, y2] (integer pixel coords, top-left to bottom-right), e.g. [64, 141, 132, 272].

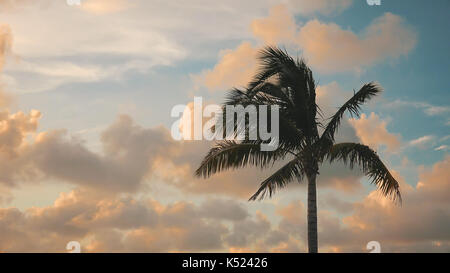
[384, 100, 450, 117]
[409, 135, 434, 148]
[434, 145, 448, 151]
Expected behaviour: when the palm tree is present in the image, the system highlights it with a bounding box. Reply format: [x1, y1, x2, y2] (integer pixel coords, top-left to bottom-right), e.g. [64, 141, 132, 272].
[195, 46, 401, 253]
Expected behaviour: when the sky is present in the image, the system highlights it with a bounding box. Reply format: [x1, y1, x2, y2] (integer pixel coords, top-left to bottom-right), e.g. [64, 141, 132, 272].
[0, 0, 449, 252]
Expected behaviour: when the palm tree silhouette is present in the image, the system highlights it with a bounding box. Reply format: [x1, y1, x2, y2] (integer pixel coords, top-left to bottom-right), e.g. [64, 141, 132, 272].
[195, 46, 401, 253]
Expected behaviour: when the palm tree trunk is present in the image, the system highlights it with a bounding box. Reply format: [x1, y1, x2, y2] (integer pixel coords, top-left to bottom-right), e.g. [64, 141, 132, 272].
[307, 173, 318, 253]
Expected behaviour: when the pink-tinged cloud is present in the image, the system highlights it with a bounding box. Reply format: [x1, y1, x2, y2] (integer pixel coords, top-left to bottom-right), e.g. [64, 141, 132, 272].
[195, 9, 416, 91]
[349, 112, 401, 152]
[1, 157, 449, 252]
[193, 42, 259, 91]
[80, 0, 131, 15]
[251, 4, 297, 45]
[338, 157, 450, 252]
[0, 25, 12, 70]
[0, 25, 15, 108]
[0, 188, 252, 252]
[0, 109, 41, 158]
[297, 12, 417, 73]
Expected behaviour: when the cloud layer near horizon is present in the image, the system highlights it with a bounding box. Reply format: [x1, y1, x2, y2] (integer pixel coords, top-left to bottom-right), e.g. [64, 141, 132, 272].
[1, 155, 449, 252]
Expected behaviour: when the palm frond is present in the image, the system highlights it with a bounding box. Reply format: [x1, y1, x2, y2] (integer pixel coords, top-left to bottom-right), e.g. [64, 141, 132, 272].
[249, 156, 305, 201]
[244, 46, 320, 140]
[327, 143, 401, 203]
[195, 140, 289, 178]
[321, 82, 382, 143]
[219, 87, 307, 152]
[247, 46, 297, 93]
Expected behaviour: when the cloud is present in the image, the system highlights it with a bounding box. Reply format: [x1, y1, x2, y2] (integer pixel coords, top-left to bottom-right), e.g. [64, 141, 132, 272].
[319, 193, 354, 214]
[0, 89, 367, 208]
[3, 2, 415, 93]
[0, 114, 174, 193]
[194, 9, 416, 91]
[0, 23, 14, 106]
[2, 156, 449, 252]
[409, 135, 434, 148]
[225, 211, 271, 247]
[0, 89, 12, 108]
[1, 0, 351, 93]
[0, 107, 270, 198]
[434, 145, 448, 151]
[0, 109, 41, 158]
[192, 42, 259, 91]
[284, 0, 352, 15]
[259, 158, 450, 253]
[317, 161, 364, 193]
[384, 100, 450, 117]
[349, 112, 401, 152]
[0, 111, 283, 199]
[80, 0, 131, 15]
[0, 24, 12, 70]
[0, 188, 254, 252]
[1, 1, 187, 93]
[338, 158, 450, 252]
[251, 4, 297, 45]
[0, 0, 47, 11]
[198, 198, 249, 221]
[38, 114, 173, 192]
[297, 12, 417, 73]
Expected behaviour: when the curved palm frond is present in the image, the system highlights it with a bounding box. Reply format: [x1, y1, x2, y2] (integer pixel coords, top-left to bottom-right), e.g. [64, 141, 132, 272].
[195, 140, 289, 178]
[327, 143, 402, 203]
[321, 82, 382, 144]
[249, 156, 305, 201]
[226, 83, 291, 108]
[245, 46, 320, 139]
[219, 87, 307, 152]
[247, 46, 298, 93]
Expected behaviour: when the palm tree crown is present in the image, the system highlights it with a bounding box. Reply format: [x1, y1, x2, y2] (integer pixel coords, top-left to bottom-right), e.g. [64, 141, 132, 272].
[195, 46, 401, 253]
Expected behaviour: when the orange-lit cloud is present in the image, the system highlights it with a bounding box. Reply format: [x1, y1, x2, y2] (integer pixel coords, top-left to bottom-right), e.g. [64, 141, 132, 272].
[0, 188, 251, 252]
[0, 25, 12, 69]
[195, 8, 417, 90]
[0, 109, 41, 157]
[349, 112, 401, 152]
[2, 156, 449, 252]
[251, 4, 297, 45]
[80, 0, 130, 15]
[338, 158, 450, 252]
[297, 13, 416, 73]
[193, 42, 259, 91]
